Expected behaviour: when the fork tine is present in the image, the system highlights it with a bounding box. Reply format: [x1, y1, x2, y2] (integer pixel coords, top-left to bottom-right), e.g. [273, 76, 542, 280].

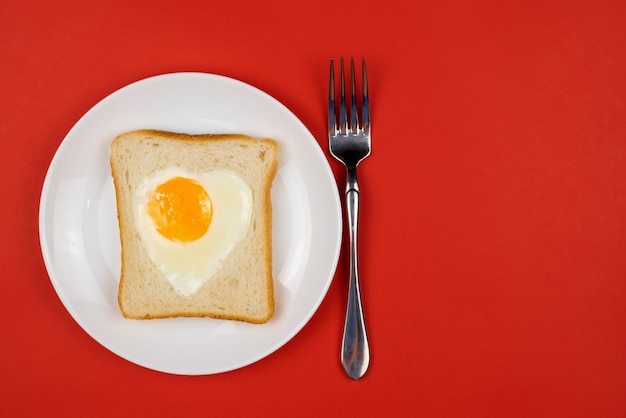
[350, 57, 358, 133]
[339, 57, 348, 135]
[328, 58, 336, 132]
[361, 58, 370, 135]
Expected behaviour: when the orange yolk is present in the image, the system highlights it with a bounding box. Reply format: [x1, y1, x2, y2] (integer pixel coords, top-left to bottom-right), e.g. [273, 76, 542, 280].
[147, 176, 212, 242]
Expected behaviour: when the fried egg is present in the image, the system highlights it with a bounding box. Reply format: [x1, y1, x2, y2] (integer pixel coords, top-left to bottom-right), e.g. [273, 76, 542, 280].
[134, 167, 253, 296]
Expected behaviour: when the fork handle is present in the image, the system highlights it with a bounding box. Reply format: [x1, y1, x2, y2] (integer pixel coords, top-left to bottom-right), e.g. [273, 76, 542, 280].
[341, 169, 370, 379]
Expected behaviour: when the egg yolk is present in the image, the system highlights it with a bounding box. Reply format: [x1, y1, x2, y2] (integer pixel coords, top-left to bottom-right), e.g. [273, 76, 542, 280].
[147, 176, 212, 242]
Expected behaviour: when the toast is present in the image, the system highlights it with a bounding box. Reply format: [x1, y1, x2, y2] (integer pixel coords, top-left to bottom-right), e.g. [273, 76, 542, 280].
[110, 129, 279, 323]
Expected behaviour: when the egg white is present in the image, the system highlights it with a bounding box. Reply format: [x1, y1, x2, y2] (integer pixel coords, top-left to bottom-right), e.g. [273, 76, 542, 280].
[134, 167, 253, 296]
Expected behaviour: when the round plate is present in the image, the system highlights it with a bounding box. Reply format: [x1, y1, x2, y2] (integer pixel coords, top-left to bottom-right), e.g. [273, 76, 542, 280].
[38, 72, 341, 375]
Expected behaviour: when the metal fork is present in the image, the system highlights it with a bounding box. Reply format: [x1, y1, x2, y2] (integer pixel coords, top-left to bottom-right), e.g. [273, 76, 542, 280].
[328, 56, 371, 380]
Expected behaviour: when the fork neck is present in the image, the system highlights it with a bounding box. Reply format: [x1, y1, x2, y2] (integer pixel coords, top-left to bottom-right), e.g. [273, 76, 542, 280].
[346, 165, 359, 193]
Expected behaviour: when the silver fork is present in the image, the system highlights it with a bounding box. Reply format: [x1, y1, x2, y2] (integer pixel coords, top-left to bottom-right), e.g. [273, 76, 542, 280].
[328, 56, 371, 380]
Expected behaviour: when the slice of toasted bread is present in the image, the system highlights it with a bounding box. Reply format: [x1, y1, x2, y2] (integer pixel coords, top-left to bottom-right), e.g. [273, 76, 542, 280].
[110, 129, 279, 323]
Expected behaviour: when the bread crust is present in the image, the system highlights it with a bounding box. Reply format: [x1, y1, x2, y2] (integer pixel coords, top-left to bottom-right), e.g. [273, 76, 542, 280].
[110, 130, 279, 323]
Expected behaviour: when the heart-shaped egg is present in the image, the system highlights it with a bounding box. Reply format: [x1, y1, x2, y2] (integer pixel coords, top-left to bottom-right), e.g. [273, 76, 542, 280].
[133, 167, 253, 296]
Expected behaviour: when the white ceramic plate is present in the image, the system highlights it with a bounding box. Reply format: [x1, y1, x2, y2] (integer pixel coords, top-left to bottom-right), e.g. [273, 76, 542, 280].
[39, 73, 341, 375]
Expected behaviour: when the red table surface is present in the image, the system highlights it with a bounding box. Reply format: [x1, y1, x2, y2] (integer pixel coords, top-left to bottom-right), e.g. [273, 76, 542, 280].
[3, 0, 626, 416]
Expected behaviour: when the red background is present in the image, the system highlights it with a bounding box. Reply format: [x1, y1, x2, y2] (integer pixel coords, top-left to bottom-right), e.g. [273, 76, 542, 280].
[3, 0, 626, 416]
